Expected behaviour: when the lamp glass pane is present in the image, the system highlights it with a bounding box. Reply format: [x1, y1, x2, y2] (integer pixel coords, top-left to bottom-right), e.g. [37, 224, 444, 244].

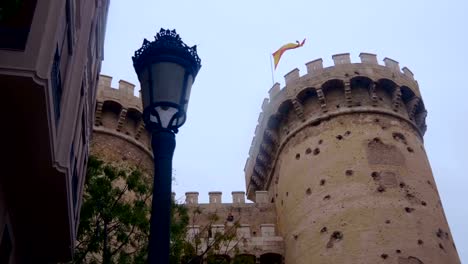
[150, 62, 186, 105]
[183, 74, 194, 113]
[138, 68, 151, 109]
[177, 113, 186, 127]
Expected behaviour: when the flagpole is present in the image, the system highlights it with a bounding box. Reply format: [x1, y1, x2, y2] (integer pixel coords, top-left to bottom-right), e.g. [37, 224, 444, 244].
[269, 53, 275, 85]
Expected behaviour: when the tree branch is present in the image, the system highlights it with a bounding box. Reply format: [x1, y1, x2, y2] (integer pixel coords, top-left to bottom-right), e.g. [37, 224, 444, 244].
[110, 222, 137, 256]
[110, 184, 128, 211]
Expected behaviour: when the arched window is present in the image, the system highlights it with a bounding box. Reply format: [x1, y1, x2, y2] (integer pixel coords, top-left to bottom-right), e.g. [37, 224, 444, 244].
[123, 108, 141, 136]
[321, 79, 345, 110]
[375, 79, 398, 110]
[296, 87, 320, 116]
[350, 76, 373, 106]
[100, 100, 122, 128]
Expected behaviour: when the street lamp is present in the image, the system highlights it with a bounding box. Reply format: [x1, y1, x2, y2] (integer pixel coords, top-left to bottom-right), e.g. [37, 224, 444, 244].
[132, 28, 201, 264]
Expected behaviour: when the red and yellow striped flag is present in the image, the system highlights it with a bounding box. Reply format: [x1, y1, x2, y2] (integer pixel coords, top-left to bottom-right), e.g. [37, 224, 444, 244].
[272, 38, 306, 69]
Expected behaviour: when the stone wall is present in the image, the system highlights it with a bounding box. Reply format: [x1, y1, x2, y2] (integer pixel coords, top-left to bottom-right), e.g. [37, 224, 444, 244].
[90, 132, 153, 175]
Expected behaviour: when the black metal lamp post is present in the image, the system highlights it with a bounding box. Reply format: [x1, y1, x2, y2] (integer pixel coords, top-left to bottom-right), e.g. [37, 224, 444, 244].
[132, 29, 201, 264]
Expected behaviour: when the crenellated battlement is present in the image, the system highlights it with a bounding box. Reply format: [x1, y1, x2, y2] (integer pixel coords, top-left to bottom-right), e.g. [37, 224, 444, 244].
[269, 52, 419, 100]
[96, 75, 143, 112]
[183, 191, 269, 206]
[245, 53, 428, 200]
[179, 191, 283, 258]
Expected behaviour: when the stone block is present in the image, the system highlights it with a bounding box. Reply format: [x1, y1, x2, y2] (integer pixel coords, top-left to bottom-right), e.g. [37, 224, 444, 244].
[305, 58, 323, 74]
[255, 191, 268, 203]
[209, 191, 222, 204]
[257, 112, 264, 123]
[402, 67, 414, 79]
[261, 98, 269, 111]
[261, 223, 276, 237]
[332, 53, 351, 65]
[185, 192, 199, 205]
[237, 224, 251, 238]
[118, 80, 135, 97]
[359, 53, 378, 64]
[269, 83, 281, 99]
[211, 224, 225, 236]
[232, 191, 245, 204]
[99, 75, 112, 88]
[383, 57, 400, 72]
[284, 68, 300, 85]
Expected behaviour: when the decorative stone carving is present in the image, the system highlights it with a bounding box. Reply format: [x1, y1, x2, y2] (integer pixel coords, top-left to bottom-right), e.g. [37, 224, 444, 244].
[316, 88, 327, 112]
[291, 99, 305, 121]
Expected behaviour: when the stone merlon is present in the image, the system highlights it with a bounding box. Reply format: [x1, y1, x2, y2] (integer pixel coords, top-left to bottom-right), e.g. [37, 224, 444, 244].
[118, 79, 136, 96]
[332, 53, 351, 65]
[359, 52, 378, 64]
[232, 191, 246, 204]
[208, 191, 222, 205]
[383, 57, 400, 72]
[269, 82, 281, 100]
[305, 58, 324, 74]
[185, 192, 199, 205]
[284, 68, 300, 85]
[97, 75, 142, 112]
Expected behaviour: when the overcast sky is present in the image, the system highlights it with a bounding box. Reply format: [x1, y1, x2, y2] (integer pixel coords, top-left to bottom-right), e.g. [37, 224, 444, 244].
[101, 0, 467, 261]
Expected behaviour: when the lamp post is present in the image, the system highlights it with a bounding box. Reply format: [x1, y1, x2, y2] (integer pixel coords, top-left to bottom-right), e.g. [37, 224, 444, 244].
[132, 29, 201, 264]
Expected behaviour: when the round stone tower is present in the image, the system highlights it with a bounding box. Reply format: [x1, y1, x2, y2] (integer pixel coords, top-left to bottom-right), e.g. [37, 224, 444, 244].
[245, 53, 460, 264]
[91, 75, 153, 175]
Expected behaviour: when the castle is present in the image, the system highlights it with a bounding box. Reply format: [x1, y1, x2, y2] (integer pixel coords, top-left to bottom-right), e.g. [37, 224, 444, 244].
[92, 52, 460, 263]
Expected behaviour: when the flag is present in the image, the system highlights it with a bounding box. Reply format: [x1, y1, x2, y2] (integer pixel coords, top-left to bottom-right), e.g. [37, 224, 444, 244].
[272, 38, 306, 69]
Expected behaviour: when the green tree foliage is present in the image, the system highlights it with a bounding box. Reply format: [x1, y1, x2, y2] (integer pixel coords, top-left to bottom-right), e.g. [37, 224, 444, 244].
[74, 156, 249, 263]
[74, 156, 151, 263]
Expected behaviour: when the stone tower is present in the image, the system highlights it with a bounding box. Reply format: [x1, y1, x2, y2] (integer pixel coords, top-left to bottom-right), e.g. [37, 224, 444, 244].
[245, 53, 460, 264]
[92, 75, 153, 175]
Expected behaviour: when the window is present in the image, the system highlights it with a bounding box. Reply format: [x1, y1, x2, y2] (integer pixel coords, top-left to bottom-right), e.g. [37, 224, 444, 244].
[51, 45, 62, 123]
[65, 0, 75, 54]
[81, 111, 86, 146]
[72, 161, 78, 209]
[0, 0, 37, 50]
